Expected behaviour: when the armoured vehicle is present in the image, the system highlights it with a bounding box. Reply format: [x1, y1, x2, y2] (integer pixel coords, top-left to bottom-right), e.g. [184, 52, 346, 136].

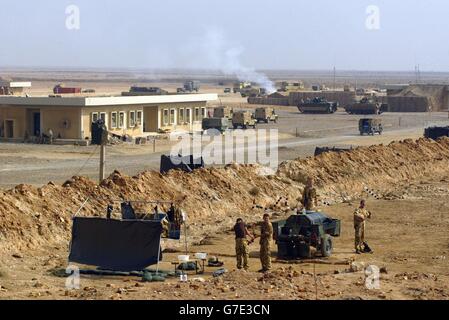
[424, 126, 449, 140]
[232, 111, 256, 129]
[255, 107, 278, 123]
[345, 97, 387, 115]
[240, 87, 265, 98]
[202, 117, 229, 133]
[359, 118, 383, 135]
[298, 97, 339, 114]
[273, 212, 341, 259]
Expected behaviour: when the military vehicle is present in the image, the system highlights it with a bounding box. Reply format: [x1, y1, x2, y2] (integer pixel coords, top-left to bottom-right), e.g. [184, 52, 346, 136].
[183, 80, 200, 92]
[359, 118, 383, 135]
[240, 87, 265, 98]
[424, 126, 449, 140]
[224, 88, 231, 93]
[213, 106, 233, 119]
[255, 107, 278, 123]
[202, 117, 229, 133]
[345, 97, 387, 115]
[298, 97, 339, 114]
[314, 146, 353, 157]
[232, 111, 256, 129]
[273, 212, 341, 259]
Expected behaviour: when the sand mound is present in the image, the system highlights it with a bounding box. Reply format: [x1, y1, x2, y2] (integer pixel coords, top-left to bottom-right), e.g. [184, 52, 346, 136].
[1, 137, 449, 252]
[278, 137, 449, 200]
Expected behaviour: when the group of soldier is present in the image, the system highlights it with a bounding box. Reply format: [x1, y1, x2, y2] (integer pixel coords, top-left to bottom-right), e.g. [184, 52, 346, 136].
[232, 177, 373, 272]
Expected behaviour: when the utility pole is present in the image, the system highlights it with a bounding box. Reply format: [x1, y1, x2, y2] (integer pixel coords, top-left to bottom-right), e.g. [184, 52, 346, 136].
[99, 143, 106, 183]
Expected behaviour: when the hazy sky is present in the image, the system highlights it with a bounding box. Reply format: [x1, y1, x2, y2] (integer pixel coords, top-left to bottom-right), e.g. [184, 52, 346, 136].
[0, 0, 448, 71]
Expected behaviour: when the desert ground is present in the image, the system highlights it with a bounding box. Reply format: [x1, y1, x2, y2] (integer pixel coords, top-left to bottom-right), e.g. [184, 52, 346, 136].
[1, 71, 449, 300]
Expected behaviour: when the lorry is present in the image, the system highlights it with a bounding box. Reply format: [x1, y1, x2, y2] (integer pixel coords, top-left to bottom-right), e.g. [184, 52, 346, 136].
[273, 211, 341, 259]
[255, 107, 278, 123]
[213, 106, 233, 119]
[178, 81, 200, 93]
[202, 117, 229, 133]
[232, 111, 256, 129]
[53, 84, 81, 94]
[359, 118, 383, 135]
[298, 97, 339, 114]
[345, 97, 387, 115]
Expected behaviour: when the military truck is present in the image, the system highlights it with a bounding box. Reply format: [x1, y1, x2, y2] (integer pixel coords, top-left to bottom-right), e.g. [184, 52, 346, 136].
[359, 118, 383, 135]
[232, 111, 256, 129]
[298, 97, 339, 114]
[255, 107, 278, 123]
[202, 117, 229, 133]
[345, 97, 386, 115]
[273, 212, 341, 259]
[424, 126, 449, 140]
[213, 106, 233, 119]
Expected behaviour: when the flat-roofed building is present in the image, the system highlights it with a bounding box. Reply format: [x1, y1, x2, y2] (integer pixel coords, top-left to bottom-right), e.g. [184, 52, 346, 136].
[0, 94, 217, 141]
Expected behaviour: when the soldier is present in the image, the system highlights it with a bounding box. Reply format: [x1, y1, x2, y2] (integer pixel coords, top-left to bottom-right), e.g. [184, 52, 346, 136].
[354, 200, 372, 254]
[233, 218, 254, 271]
[259, 213, 274, 273]
[301, 177, 318, 211]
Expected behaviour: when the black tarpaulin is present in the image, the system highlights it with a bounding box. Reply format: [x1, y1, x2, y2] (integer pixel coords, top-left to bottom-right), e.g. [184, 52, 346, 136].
[160, 154, 205, 174]
[69, 217, 163, 271]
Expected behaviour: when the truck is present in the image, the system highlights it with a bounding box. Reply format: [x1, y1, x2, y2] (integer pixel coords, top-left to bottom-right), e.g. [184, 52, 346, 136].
[53, 84, 81, 94]
[345, 97, 387, 115]
[359, 118, 383, 135]
[298, 97, 339, 114]
[202, 118, 229, 133]
[273, 211, 341, 259]
[213, 106, 233, 119]
[178, 81, 200, 93]
[232, 111, 256, 129]
[255, 107, 278, 123]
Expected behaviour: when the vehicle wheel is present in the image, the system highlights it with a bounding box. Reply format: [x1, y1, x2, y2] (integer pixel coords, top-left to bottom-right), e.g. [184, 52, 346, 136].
[233, 125, 238, 129]
[243, 125, 247, 130]
[321, 234, 333, 257]
[265, 119, 268, 124]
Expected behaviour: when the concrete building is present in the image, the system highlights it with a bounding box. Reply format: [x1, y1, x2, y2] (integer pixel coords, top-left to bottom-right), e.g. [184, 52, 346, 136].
[0, 81, 32, 95]
[0, 94, 217, 141]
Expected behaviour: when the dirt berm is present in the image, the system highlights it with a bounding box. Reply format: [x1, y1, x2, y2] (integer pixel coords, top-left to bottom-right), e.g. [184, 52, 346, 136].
[1, 137, 449, 252]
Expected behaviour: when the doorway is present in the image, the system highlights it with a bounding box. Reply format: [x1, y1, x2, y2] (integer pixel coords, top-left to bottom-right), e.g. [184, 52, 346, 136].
[33, 112, 41, 136]
[5, 120, 14, 138]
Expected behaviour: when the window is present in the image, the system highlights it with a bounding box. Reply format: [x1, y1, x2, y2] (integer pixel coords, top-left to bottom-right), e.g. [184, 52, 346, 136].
[100, 112, 106, 123]
[163, 109, 169, 126]
[201, 107, 206, 119]
[111, 112, 117, 129]
[129, 111, 136, 128]
[178, 108, 185, 124]
[170, 109, 176, 125]
[91, 112, 99, 123]
[136, 110, 143, 126]
[194, 107, 200, 121]
[119, 112, 125, 128]
[185, 108, 191, 124]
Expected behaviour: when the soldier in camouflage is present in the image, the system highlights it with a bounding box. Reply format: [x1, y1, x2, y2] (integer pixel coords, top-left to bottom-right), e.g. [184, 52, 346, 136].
[301, 177, 318, 211]
[233, 218, 254, 271]
[259, 213, 274, 272]
[354, 200, 372, 254]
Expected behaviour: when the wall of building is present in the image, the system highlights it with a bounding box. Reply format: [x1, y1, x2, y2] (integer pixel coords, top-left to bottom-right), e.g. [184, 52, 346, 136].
[158, 102, 207, 132]
[0, 106, 26, 139]
[41, 107, 82, 139]
[81, 105, 144, 139]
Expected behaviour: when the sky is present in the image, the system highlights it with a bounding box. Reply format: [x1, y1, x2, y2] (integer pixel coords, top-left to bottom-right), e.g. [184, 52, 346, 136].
[0, 0, 448, 72]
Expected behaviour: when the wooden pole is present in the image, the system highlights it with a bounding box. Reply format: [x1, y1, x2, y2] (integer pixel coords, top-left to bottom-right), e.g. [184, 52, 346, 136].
[99, 144, 106, 183]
